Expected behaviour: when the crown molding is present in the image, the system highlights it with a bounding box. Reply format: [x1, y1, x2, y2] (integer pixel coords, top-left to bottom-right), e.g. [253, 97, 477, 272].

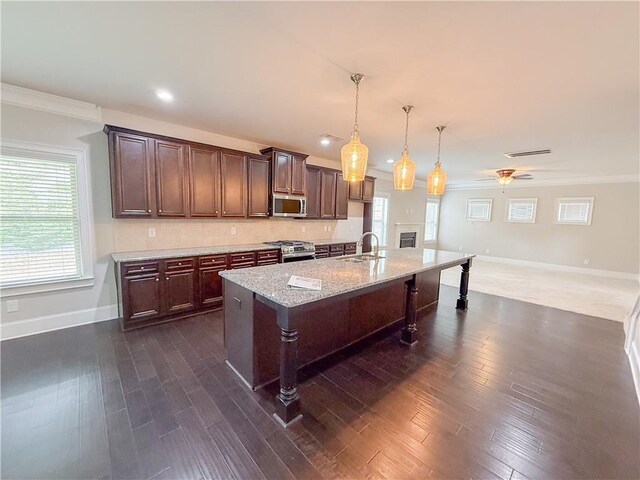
[1, 83, 102, 122]
[446, 174, 639, 191]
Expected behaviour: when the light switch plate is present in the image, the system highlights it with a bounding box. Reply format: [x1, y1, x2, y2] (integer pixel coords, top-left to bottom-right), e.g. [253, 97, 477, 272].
[328, 226, 332, 232]
[148, 228, 156, 238]
[583, 258, 590, 265]
[6, 300, 19, 313]
[230, 227, 237, 235]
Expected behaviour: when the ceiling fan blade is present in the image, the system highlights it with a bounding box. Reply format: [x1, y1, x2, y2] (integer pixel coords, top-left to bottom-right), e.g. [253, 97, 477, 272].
[475, 178, 496, 181]
[515, 177, 534, 180]
[512, 174, 533, 179]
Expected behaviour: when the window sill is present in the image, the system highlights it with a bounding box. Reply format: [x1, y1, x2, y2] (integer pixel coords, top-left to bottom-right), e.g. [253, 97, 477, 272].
[0, 277, 95, 298]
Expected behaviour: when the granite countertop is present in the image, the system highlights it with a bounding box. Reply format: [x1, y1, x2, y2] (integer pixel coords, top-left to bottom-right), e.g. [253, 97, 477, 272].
[219, 248, 474, 309]
[111, 243, 277, 262]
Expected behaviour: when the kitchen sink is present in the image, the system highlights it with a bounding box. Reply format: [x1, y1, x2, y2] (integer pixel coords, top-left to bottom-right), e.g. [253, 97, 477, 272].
[339, 254, 385, 263]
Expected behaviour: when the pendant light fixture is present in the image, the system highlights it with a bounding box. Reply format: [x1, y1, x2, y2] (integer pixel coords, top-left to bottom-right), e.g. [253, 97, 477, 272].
[393, 105, 416, 190]
[427, 126, 448, 195]
[341, 73, 368, 182]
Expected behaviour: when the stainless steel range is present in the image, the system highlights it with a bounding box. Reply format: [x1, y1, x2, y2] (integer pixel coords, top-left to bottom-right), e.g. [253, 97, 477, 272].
[264, 240, 316, 262]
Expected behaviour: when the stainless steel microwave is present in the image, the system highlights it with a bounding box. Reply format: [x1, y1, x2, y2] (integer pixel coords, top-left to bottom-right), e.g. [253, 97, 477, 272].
[272, 194, 307, 218]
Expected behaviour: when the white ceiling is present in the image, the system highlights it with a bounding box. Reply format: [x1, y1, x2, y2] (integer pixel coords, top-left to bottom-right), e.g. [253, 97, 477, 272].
[1, 1, 638, 184]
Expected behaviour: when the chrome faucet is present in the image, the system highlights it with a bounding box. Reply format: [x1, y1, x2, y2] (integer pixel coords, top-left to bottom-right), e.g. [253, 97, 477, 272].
[357, 232, 380, 259]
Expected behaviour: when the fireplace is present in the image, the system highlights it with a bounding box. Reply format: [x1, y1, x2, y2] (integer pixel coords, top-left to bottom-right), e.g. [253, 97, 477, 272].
[399, 232, 417, 248]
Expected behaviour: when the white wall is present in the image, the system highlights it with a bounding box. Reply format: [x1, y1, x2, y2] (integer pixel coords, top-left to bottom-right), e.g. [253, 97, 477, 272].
[0, 103, 363, 338]
[438, 183, 640, 274]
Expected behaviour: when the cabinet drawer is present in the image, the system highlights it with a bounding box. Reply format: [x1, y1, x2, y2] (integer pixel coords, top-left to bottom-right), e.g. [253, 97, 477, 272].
[257, 259, 279, 266]
[329, 251, 343, 257]
[199, 254, 227, 267]
[257, 249, 280, 261]
[329, 244, 344, 252]
[315, 245, 330, 254]
[229, 252, 256, 265]
[123, 261, 159, 276]
[344, 243, 357, 254]
[315, 252, 329, 259]
[165, 258, 195, 271]
[230, 262, 255, 270]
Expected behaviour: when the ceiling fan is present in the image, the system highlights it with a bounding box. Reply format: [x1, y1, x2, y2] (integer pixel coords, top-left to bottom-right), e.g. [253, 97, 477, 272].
[476, 169, 533, 186]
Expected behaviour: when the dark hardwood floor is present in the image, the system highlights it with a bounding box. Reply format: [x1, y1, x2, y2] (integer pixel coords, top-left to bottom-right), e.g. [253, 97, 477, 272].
[2, 286, 638, 480]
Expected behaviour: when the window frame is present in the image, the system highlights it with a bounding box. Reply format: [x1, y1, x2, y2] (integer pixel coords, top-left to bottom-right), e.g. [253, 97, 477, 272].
[466, 198, 493, 222]
[424, 197, 440, 245]
[371, 193, 390, 247]
[0, 139, 95, 297]
[554, 197, 594, 225]
[505, 198, 538, 224]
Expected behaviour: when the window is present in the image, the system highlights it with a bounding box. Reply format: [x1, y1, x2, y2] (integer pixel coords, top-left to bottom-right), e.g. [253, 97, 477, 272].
[371, 194, 389, 246]
[555, 197, 594, 225]
[466, 199, 492, 222]
[424, 198, 439, 243]
[0, 140, 93, 295]
[506, 198, 537, 223]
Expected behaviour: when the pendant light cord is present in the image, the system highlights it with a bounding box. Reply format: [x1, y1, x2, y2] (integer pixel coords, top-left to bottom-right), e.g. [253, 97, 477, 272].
[436, 125, 446, 163]
[402, 105, 413, 153]
[354, 82, 359, 132]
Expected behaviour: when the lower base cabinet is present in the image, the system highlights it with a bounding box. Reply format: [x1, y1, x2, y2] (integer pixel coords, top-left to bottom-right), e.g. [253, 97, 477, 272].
[117, 249, 280, 330]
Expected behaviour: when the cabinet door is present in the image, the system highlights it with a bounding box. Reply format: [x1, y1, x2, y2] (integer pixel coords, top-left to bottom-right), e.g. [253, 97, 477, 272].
[122, 273, 162, 322]
[305, 167, 321, 219]
[290, 154, 306, 196]
[247, 156, 270, 217]
[349, 181, 363, 200]
[362, 177, 375, 202]
[272, 151, 291, 194]
[155, 139, 188, 217]
[164, 270, 196, 313]
[199, 266, 224, 307]
[335, 173, 349, 219]
[110, 132, 155, 217]
[189, 147, 220, 217]
[221, 152, 247, 218]
[320, 170, 336, 219]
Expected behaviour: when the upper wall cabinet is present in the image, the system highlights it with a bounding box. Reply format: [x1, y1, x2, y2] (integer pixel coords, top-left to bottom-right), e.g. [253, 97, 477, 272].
[220, 151, 247, 218]
[108, 130, 155, 217]
[335, 173, 349, 219]
[247, 155, 271, 217]
[305, 166, 322, 219]
[260, 147, 308, 196]
[155, 139, 189, 217]
[348, 176, 375, 202]
[188, 146, 221, 218]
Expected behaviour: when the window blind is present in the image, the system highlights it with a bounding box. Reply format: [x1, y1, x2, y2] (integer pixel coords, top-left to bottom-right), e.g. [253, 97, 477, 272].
[372, 196, 389, 246]
[467, 200, 491, 221]
[558, 201, 590, 223]
[0, 155, 83, 286]
[507, 199, 536, 222]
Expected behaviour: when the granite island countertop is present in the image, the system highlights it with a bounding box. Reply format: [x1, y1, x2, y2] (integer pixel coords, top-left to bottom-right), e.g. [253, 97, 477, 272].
[111, 243, 278, 262]
[219, 248, 474, 309]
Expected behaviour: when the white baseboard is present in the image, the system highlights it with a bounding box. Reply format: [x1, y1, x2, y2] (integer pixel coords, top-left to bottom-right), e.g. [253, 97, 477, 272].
[475, 255, 639, 282]
[1, 304, 118, 341]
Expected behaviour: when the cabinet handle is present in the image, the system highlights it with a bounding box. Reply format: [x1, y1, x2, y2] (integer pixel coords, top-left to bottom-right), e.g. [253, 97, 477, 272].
[215, 210, 219, 214]
[147, 209, 151, 213]
[156, 278, 159, 282]
[159, 209, 163, 213]
[141, 267, 145, 270]
[166, 277, 169, 281]
[178, 262, 182, 265]
[223, 211, 226, 214]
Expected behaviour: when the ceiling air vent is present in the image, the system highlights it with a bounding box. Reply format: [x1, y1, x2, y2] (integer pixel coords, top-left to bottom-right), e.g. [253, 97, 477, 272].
[504, 149, 551, 158]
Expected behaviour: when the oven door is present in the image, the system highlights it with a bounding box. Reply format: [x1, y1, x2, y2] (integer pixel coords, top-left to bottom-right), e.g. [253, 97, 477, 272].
[272, 195, 307, 218]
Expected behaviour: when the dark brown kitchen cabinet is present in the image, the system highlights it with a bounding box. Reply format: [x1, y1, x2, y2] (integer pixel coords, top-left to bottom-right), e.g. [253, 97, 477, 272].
[305, 166, 321, 219]
[199, 266, 225, 307]
[221, 151, 247, 218]
[122, 273, 162, 323]
[155, 139, 189, 217]
[349, 176, 376, 202]
[335, 173, 349, 219]
[320, 169, 336, 219]
[260, 147, 308, 196]
[247, 156, 270, 217]
[189, 146, 221, 217]
[108, 130, 155, 217]
[164, 269, 196, 313]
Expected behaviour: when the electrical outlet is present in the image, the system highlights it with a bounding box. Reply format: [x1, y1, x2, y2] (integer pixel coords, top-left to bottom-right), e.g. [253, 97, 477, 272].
[328, 225, 332, 232]
[301, 226, 306, 233]
[6, 300, 19, 313]
[323, 225, 328, 232]
[148, 228, 156, 238]
[584, 258, 590, 265]
[485, 249, 490, 254]
[230, 226, 237, 235]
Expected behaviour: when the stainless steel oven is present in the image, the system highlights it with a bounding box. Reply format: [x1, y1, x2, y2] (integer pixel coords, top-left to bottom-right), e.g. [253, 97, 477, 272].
[272, 194, 307, 218]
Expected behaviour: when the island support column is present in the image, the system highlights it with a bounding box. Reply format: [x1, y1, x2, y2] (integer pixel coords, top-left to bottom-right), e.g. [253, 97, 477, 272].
[274, 309, 302, 427]
[456, 258, 473, 310]
[401, 275, 418, 345]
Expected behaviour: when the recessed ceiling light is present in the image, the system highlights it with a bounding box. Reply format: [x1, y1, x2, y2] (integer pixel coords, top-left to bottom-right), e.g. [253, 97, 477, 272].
[320, 137, 331, 146]
[155, 89, 174, 102]
[386, 159, 394, 164]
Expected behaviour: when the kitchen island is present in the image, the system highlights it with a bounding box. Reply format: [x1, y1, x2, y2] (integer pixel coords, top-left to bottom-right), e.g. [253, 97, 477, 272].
[220, 248, 474, 426]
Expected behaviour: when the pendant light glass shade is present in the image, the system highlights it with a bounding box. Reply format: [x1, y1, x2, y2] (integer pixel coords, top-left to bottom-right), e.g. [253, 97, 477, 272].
[427, 161, 447, 195]
[341, 74, 368, 182]
[393, 105, 416, 190]
[427, 126, 448, 195]
[393, 148, 416, 190]
[341, 130, 369, 182]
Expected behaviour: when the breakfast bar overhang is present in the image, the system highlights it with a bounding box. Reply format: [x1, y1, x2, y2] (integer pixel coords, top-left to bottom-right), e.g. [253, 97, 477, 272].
[220, 249, 474, 427]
